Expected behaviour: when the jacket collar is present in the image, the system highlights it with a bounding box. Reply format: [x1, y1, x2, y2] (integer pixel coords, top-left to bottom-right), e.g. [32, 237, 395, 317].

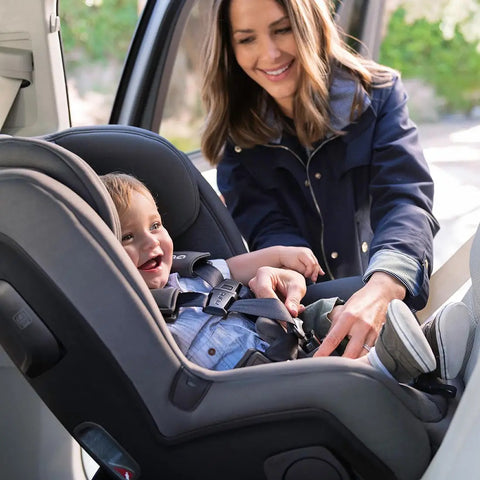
[329, 67, 371, 131]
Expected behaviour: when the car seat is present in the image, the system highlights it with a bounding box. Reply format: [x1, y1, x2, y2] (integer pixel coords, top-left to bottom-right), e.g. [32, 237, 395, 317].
[0, 125, 472, 480]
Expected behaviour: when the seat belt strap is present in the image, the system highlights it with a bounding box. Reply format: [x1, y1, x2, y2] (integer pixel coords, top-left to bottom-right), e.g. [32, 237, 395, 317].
[417, 233, 475, 322]
[157, 251, 321, 361]
[172, 251, 224, 287]
[151, 287, 208, 322]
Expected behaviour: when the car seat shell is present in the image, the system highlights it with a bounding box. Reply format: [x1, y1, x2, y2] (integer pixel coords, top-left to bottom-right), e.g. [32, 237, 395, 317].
[0, 128, 467, 480]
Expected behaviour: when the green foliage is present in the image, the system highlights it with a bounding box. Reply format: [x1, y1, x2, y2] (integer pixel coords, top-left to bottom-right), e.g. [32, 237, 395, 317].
[60, 0, 138, 64]
[380, 8, 480, 114]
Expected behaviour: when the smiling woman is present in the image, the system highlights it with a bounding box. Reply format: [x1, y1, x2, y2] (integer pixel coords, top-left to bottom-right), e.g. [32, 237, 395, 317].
[201, 0, 440, 360]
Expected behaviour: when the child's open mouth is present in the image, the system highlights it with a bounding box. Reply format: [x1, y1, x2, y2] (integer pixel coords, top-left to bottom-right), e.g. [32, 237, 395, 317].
[138, 255, 161, 271]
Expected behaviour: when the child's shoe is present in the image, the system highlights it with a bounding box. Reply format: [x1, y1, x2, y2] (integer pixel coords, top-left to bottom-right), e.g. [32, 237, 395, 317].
[422, 302, 473, 380]
[370, 299, 436, 383]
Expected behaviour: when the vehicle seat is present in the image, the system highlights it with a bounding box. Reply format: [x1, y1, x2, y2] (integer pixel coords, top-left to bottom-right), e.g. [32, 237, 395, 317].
[43, 125, 247, 259]
[0, 128, 469, 480]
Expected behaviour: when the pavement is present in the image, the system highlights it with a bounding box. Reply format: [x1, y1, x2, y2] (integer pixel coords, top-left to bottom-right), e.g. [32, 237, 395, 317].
[418, 119, 480, 270]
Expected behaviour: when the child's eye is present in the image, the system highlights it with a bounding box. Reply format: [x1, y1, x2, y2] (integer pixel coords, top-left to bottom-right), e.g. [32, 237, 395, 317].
[151, 222, 161, 231]
[121, 233, 133, 243]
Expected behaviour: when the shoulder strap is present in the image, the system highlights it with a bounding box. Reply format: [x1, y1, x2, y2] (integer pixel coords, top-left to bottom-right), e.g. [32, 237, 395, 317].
[155, 253, 318, 361]
[171, 251, 224, 287]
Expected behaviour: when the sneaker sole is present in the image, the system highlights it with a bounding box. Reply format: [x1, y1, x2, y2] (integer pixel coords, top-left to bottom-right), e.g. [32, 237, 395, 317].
[388, 299, 436, 373]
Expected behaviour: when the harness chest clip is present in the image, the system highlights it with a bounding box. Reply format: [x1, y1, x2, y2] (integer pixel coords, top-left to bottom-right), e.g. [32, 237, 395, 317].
[203, 279, 242, 317]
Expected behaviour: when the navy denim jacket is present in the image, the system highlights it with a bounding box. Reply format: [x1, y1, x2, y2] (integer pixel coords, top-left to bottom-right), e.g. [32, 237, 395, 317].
[217, 72, 440, 310]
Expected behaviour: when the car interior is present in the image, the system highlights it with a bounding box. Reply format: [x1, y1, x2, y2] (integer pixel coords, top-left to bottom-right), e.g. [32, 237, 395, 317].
[0, 125, 478, 480]
[0, 1, 479, 479]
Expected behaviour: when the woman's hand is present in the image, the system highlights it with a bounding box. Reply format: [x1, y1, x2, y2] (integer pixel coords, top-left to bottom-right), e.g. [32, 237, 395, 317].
[248, 266, 307, 317]
[313, 272, 407, 358]
[277, 246, 324, 282]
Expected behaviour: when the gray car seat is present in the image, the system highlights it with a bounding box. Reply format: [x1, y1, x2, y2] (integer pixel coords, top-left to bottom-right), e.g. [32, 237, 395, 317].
[0, 127, 469, 480]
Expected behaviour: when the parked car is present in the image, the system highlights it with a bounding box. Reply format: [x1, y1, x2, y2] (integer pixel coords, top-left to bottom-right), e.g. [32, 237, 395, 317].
[0, 1, 478, 479]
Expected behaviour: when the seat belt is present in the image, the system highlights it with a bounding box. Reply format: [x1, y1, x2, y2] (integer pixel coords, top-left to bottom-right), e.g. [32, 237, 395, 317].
[151, 251, 321, 363]
[0, 46, 33, 131]
[417, 233, 475, 322]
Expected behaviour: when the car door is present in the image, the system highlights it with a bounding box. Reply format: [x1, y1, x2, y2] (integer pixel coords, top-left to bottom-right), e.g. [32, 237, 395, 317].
[0, 0, 69, 137]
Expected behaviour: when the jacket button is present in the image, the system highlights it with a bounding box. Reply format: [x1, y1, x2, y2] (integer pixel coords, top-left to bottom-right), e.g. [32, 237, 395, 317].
[361, 242, 368, 253]
[314, 172, 322, 179]
[208, 348, 216, 356]
[304, 180, 310, 187]
[234, 146, 242, 153]
[330, 251, 339, 259]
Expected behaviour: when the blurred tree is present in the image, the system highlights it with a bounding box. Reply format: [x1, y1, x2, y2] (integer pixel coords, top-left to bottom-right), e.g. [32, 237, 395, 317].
[60, 0, 138, 65]
[380, 7, 480, 114]
[387, 0, 480, 50]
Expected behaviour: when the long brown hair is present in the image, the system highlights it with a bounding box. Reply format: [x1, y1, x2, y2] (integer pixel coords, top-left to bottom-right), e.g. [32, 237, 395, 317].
[201, 0, 393, 165]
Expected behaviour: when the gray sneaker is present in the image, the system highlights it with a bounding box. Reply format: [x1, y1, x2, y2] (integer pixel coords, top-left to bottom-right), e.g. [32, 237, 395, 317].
[422, 302, 474, 380]
[373, 299, 436, 383]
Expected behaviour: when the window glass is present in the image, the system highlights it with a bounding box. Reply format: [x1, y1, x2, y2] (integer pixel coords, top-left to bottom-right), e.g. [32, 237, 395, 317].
[59, 0, 142, 126]
[159, 0, 210, 153]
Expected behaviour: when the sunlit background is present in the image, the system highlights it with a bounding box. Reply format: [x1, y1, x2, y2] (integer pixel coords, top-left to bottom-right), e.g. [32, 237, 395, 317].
[59, 0, 480, 270]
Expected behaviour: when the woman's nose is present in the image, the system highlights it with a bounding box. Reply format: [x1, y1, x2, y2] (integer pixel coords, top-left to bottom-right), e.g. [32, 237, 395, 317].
[260, 35, 281, 61]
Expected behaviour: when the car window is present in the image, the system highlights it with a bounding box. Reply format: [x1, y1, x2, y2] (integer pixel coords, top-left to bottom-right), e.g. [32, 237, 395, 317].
[59, 0, 142, 126]
[158, 0, 210, 153]
[156, 0, 366, 154]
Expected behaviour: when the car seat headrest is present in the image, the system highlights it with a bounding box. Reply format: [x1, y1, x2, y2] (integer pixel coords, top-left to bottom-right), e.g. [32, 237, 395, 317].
[0, 135, 121, 237]
[44, 125, 200, 240]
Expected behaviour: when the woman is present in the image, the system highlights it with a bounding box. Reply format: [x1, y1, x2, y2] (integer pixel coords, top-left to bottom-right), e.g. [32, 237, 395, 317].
[200, 0, 439, 359]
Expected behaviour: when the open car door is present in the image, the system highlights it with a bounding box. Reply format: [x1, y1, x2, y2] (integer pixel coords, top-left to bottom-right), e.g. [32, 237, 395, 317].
[0, 1, 479, 479]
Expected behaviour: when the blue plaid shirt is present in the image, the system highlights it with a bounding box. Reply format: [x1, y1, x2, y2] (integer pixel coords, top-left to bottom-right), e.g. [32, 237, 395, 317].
[167, 259, 269, 370]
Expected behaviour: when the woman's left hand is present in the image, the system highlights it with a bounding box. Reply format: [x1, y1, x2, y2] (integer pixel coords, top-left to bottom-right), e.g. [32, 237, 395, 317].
[313, 272, 407, 358]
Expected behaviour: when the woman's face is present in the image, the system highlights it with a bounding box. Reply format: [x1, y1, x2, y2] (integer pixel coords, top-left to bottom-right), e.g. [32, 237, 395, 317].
[229, 0, 300, 117]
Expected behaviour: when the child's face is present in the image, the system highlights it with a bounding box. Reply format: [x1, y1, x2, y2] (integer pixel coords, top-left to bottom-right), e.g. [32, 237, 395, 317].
[119, 189, 173, 289]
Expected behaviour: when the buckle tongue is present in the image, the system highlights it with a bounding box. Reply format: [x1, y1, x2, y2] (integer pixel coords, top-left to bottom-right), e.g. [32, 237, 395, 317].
[204, 279, 242, 317]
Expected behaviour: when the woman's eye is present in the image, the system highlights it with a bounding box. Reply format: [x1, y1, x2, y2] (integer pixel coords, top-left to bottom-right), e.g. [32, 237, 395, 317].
[237, 36, 254, 45]
[151, 222, 161, 231]
[275, 27, 292, 35]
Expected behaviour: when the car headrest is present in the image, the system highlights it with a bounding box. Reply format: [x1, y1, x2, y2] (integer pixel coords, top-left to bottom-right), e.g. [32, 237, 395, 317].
[44, 125, 200, 241]
[0, 135, 121, 237]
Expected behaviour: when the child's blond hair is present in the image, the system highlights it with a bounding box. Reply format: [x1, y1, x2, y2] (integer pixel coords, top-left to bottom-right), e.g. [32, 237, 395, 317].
[100, 172, 154, 217]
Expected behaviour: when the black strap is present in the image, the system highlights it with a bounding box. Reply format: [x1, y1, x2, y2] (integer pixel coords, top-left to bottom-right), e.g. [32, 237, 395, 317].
[172, 251, 224, 287]
[156, 251, 321, 363]
[151, 288, 208, 322]
[152, 284, 295, 325]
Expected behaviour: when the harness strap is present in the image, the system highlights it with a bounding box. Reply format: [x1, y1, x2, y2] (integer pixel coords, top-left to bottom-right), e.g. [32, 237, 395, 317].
[156, 251, 321, 364]
[151, 285, 295, 325]
[172, 251, 224, 287]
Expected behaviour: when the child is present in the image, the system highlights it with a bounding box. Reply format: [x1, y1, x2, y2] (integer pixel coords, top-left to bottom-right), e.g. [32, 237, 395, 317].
[100, 172, 473, 383]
